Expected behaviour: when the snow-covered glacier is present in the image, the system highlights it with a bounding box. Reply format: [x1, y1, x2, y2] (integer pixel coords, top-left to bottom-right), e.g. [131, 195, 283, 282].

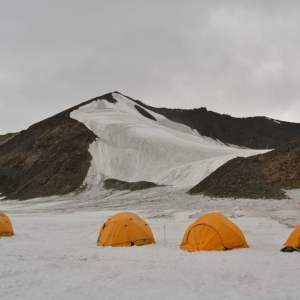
[71, 93, 265, 188]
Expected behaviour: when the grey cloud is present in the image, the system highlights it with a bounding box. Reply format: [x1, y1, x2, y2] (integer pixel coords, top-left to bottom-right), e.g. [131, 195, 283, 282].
[1, 1, 300, 134]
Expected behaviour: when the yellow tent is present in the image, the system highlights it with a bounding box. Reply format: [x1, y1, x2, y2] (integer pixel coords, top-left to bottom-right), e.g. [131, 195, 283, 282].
[0, 210, 14, 236]
[284, 225, 300, 249]
[180, 212, 248, 251]
[97, 212, 155, 247]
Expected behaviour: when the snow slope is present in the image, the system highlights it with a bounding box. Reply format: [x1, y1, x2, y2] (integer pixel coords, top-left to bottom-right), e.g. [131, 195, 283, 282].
[71, 93, 264, 187]
[1, 202, 300, 300]
[1, 183, 300, 300]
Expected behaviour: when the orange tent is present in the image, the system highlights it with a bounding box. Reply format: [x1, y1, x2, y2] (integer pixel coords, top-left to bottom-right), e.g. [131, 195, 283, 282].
[0, 210, 14, 236]
[284, 225, 300, 249]
[180, 212, 248, 251]
[97, 212, 155, 247]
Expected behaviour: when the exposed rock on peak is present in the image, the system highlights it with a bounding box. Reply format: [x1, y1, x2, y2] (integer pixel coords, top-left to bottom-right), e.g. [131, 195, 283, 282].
[134, 105, 157, 121]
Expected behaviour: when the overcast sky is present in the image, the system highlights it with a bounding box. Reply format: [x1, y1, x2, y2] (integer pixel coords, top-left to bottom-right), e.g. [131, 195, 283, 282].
[1, 0, 300, 134]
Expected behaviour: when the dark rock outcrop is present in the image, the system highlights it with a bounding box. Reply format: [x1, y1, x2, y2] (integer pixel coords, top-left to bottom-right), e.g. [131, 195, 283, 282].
[261, 139, 300, 189]
[104, 179, 158, 191]
[189, 139, 300, 199]
[134, 105, 156, 121]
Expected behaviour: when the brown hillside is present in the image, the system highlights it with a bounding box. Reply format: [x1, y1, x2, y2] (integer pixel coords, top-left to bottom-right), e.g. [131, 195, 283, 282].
[0, 133, 19, 146]
[0, 93, 116, 200]
[189, 139, 300, 199]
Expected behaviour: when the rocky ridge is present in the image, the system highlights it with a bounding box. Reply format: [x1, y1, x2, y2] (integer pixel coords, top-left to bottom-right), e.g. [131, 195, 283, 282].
[189, 139, 300, 199]
[124, 92, 300, 149]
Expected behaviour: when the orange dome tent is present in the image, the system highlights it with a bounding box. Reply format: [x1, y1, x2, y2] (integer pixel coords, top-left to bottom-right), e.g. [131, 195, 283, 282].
[0, 210, 14, 236]
[284, 225, 300, 249]
[97, 212, 155, 247]
[180, 212, 248, 251]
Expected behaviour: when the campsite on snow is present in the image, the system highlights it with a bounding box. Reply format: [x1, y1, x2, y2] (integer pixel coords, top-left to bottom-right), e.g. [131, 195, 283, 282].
[1, 92, 300, 300]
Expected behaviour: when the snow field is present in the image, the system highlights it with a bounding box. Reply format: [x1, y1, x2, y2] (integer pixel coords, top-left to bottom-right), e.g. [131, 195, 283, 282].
[70, 93, 265, 187]
[1, 209, 300, 300]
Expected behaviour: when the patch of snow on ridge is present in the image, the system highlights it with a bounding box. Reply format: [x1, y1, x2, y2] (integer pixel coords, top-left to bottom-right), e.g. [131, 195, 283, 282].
[265, 117, 281, 125]
[71, 93, 266, 187]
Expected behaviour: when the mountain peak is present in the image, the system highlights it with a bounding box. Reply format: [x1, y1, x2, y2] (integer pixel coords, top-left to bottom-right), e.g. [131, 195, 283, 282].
[1, 92, 300, 200]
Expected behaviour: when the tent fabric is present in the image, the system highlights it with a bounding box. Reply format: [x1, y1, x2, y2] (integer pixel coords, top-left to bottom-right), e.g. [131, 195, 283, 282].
[0, 210, 14, 236]
[180, 212, 249, 251]
[284, 225, 300, 249]
[97, 212, 155, 247]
